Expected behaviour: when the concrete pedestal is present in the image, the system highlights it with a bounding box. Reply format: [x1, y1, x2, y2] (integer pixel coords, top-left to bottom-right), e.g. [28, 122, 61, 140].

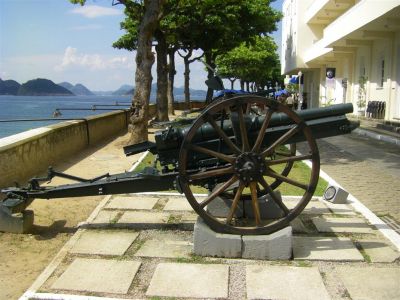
[194, 217, 292, 260]
[206, 191, 284, 219]
[0, 209, 34, 233]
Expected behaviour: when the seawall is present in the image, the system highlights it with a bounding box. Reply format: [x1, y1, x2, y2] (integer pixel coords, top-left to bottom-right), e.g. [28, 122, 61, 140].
[0, 110, 129, 188]
[0, 101, 206, 188]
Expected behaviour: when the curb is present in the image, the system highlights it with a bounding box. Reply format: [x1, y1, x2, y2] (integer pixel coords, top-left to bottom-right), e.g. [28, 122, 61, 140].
[354, 128, 400, 147]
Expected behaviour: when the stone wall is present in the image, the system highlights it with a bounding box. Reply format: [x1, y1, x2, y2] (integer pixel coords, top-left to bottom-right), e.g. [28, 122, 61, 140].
[0, 101, 207, 188]
[0, 110, 128, 188]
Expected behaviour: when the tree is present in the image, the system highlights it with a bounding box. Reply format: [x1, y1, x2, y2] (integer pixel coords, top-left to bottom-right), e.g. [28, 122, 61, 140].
[114, 1, 168, 123]
[73, 0, 164, 143]
[215, 36, 281, 91]
[178, 49, 203, 108]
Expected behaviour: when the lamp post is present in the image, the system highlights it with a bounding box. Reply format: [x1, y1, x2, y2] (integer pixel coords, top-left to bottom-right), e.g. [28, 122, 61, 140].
[298, 71, 303, 110]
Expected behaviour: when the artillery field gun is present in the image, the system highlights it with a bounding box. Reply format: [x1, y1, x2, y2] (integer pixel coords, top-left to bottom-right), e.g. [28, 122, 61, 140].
[1, 96, 359, 235]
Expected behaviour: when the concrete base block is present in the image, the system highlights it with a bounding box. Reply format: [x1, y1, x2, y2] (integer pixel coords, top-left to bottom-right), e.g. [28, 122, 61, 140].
[206, 191, 284, 220]
[206, 196, 244, 218]
[242, 226, 292, 260]
[0, 209, 34, 233]
[193, 217, 293, 260]
[193, 217, 242, 258]
[244, 191, 285, 219]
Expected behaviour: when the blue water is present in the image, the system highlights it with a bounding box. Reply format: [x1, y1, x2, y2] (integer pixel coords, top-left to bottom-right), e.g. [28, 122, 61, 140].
[0, 95, 134, 139]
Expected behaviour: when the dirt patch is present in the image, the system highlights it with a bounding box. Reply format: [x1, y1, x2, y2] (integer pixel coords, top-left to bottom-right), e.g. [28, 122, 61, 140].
[0, 133, 141, 299]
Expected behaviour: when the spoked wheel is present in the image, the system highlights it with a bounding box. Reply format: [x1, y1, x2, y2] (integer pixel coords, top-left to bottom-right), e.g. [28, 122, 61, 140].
[178, 96, 320, 235]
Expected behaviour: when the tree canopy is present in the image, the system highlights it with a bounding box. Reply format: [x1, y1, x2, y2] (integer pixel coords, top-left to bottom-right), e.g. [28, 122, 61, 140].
[215, 35, 281, 89]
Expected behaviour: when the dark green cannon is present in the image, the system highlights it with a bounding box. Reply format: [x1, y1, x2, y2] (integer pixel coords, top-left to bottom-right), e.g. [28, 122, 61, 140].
[1, 96, 359, 235]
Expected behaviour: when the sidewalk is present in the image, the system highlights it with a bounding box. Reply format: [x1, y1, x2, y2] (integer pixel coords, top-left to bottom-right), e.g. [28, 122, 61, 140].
[350, 116, 400, 147]
[19, 142, 400, 300]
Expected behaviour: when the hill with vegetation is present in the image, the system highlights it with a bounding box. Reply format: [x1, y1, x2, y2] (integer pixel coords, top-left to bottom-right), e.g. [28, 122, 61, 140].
[112, 84, 134, 96]
[18, 79, 74, 96]
[58, 82, 94, 96]
[0, 78, 21, 95]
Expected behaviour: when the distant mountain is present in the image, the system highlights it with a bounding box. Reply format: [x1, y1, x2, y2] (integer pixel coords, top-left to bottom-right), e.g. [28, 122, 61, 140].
[18, 78, 74, 96]
[93, 83, 206, 99]
[0, 78, 21, 95]
[59, 82, 94, 96]
[173, 86, 206, 99]
[112, 84, 134, 96]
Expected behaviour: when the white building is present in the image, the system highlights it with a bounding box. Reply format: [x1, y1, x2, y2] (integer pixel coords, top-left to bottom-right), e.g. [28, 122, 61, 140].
[281, 0, 400, 120]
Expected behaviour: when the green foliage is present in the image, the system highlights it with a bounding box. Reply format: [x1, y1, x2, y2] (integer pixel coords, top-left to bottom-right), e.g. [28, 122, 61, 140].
[113, 0, 281, 57]
[215, 35, 280, 87]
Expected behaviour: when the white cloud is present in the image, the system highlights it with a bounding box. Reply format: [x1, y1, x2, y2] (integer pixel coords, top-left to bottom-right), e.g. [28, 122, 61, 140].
[55, 47, 134, 71]
[70, 5, 122, 18]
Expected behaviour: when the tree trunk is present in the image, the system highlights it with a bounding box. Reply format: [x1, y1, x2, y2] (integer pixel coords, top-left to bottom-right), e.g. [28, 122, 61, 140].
[183, 55, 191, 109]
[167, 48, 176, 115]
[205, 51, 214, 103]
[128, 0, 163, 144]
[229, 78, 235, 90]
[155, 30, 169, 122]
[240, 80, 244, 90]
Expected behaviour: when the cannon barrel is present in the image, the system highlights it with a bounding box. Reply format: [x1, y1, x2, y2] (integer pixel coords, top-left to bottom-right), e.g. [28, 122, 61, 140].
[142, 103, 358, 166]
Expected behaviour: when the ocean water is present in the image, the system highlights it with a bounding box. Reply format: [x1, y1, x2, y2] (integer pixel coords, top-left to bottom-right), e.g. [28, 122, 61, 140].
[0, 95, 134, 139]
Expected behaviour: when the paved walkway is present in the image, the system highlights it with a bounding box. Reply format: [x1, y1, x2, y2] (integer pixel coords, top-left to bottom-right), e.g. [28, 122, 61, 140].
[299, 132, 400, 224]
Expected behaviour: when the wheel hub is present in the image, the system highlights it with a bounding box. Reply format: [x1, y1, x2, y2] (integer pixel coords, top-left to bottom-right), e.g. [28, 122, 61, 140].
[234, 152, 266, 184]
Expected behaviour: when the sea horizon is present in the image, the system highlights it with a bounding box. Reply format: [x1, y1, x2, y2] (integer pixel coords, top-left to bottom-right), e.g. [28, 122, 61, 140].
[0, 94, 196, 139]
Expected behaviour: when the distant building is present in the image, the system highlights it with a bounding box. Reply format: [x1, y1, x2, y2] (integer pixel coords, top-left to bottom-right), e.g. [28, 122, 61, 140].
[281, 0, 400, 120]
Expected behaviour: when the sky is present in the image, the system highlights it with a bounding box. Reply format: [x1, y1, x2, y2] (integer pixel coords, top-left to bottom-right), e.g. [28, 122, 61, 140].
[0, 0, 283, 91]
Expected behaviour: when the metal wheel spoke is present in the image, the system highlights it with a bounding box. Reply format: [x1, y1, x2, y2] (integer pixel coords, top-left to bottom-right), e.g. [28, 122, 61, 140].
[189, 166, 234, 181]
[259, 177, 290, 215]
[189, 144, 235, 163]
[226, 183, 245, 224]
[249, 182, 261, 225]
[206, 116, 241, 155]
[266, 169, 308, 190]
[199, 176, 238, 208]
[237, 105, 250, 151]
[261, 124, 300, 157]
[252, 108, 273, 152]
[268, 153, 313, 166]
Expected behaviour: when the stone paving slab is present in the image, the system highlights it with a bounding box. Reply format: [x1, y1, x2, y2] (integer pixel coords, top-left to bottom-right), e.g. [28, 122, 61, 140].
[90, 210, 119, 224]
[283, 199, 331, 214]
[163, 197, 193, 211]
[323, 201, 356, 215]
[51, 258, 141, 294]
[293, 236, 364, 261]
[146, 263, 229, 298]
[246, 265, 330, 300]
[117, 211, 169, 225]
[70, 230, 139, 256]
[358, 240, 400, 263]
[337, 266, 400, 300]
[134, 239, 192, 258]
[312, 217, 375, 233]
[290, 218, 309, 233]
[105, 196, 158, 210]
